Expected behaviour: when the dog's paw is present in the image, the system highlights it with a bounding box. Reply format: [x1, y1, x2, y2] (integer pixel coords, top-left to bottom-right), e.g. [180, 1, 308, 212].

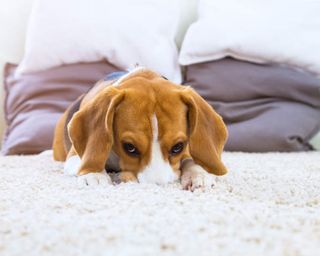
[77, 171, 112, 187]
[181, 165, 216, 192]
[118, 171, 138, 183]
[64, 155, 81, 176]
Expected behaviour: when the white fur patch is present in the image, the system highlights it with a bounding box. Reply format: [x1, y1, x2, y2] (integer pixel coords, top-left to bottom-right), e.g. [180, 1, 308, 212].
[64, 155, 81, 176]
[181, 163, 216, 192]
[138, 115, 178, 185]
[77, 171, 112, 187]
[113, 66, 147, 87]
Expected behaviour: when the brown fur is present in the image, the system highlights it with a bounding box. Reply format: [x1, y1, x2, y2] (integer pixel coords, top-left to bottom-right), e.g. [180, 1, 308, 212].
[53, 69, 228, 178]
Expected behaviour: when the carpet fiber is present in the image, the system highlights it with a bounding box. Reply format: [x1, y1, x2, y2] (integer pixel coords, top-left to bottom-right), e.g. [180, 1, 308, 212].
[0, 151, 319, 256]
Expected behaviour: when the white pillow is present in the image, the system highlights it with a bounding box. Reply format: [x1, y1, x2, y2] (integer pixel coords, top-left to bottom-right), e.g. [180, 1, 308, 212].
[179, 0, 320, 75]
[175, 0, 199, 49]
[17, 0, 182, 82]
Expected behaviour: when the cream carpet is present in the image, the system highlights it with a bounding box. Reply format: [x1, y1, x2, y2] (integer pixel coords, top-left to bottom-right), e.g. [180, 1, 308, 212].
[0, 151, 319, 256]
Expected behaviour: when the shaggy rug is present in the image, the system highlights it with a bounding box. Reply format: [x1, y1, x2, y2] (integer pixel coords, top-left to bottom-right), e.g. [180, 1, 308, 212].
[0, 151, 319, 256]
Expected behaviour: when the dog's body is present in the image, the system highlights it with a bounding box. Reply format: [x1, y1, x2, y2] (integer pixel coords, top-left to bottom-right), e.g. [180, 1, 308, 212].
[53, 68, 228, 190]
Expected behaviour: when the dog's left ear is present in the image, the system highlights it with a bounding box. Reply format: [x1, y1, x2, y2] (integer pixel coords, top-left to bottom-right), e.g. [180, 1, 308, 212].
[68, 87, 124, 175]
[180, 87, 228, 175]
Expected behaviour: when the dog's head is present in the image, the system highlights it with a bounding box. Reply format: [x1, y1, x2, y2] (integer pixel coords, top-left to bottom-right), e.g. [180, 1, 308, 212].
[68, 68, 228, 184]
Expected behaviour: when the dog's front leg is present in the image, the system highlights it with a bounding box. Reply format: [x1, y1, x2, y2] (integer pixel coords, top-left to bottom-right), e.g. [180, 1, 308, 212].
[180, 159, 216, 191]
[64, 147, 112, 186]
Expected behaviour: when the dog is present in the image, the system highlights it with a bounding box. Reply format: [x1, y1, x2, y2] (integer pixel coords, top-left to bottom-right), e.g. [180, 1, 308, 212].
[53, 67, 228, 191]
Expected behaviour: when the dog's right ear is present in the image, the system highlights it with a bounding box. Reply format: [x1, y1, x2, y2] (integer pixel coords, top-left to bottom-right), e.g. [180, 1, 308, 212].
[180, 87, 228, 176]
[68, 87, 124, 175]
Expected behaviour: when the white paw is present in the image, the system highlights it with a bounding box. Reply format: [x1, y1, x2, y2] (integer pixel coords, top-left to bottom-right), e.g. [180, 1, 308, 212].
[64, 155, 81, 176]
[181, 165, 216, 192]
[77, 171, 112, 187]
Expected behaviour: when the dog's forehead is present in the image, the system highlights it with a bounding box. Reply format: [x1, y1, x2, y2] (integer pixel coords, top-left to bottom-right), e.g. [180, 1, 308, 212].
[114, 79, 187, 134]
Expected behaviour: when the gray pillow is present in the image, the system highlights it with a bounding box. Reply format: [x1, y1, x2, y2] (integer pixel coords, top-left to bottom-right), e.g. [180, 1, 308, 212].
[2, 61, 120, 155]
[183, 58, 320, 152]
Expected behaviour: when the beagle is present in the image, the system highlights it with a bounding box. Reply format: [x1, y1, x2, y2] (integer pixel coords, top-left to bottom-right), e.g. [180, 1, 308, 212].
[53, 67, 228, 191]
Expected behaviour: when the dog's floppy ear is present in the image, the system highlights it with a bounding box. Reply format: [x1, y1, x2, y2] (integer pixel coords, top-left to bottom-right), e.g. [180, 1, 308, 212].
[68, 87, 124, 175]
[180, 87, 228, 175]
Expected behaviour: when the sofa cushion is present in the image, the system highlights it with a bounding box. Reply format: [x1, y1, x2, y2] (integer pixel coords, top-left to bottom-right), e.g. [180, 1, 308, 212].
[17, 0, 182, 82]
[179, 0, 320, 77]
[2, 61, 120, 155]
[184, 58, 320, 152]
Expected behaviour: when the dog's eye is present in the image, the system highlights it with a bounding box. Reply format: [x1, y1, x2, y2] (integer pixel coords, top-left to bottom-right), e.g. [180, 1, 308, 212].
[170, 142, 184, 155]
[123, 143, 140, 156]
